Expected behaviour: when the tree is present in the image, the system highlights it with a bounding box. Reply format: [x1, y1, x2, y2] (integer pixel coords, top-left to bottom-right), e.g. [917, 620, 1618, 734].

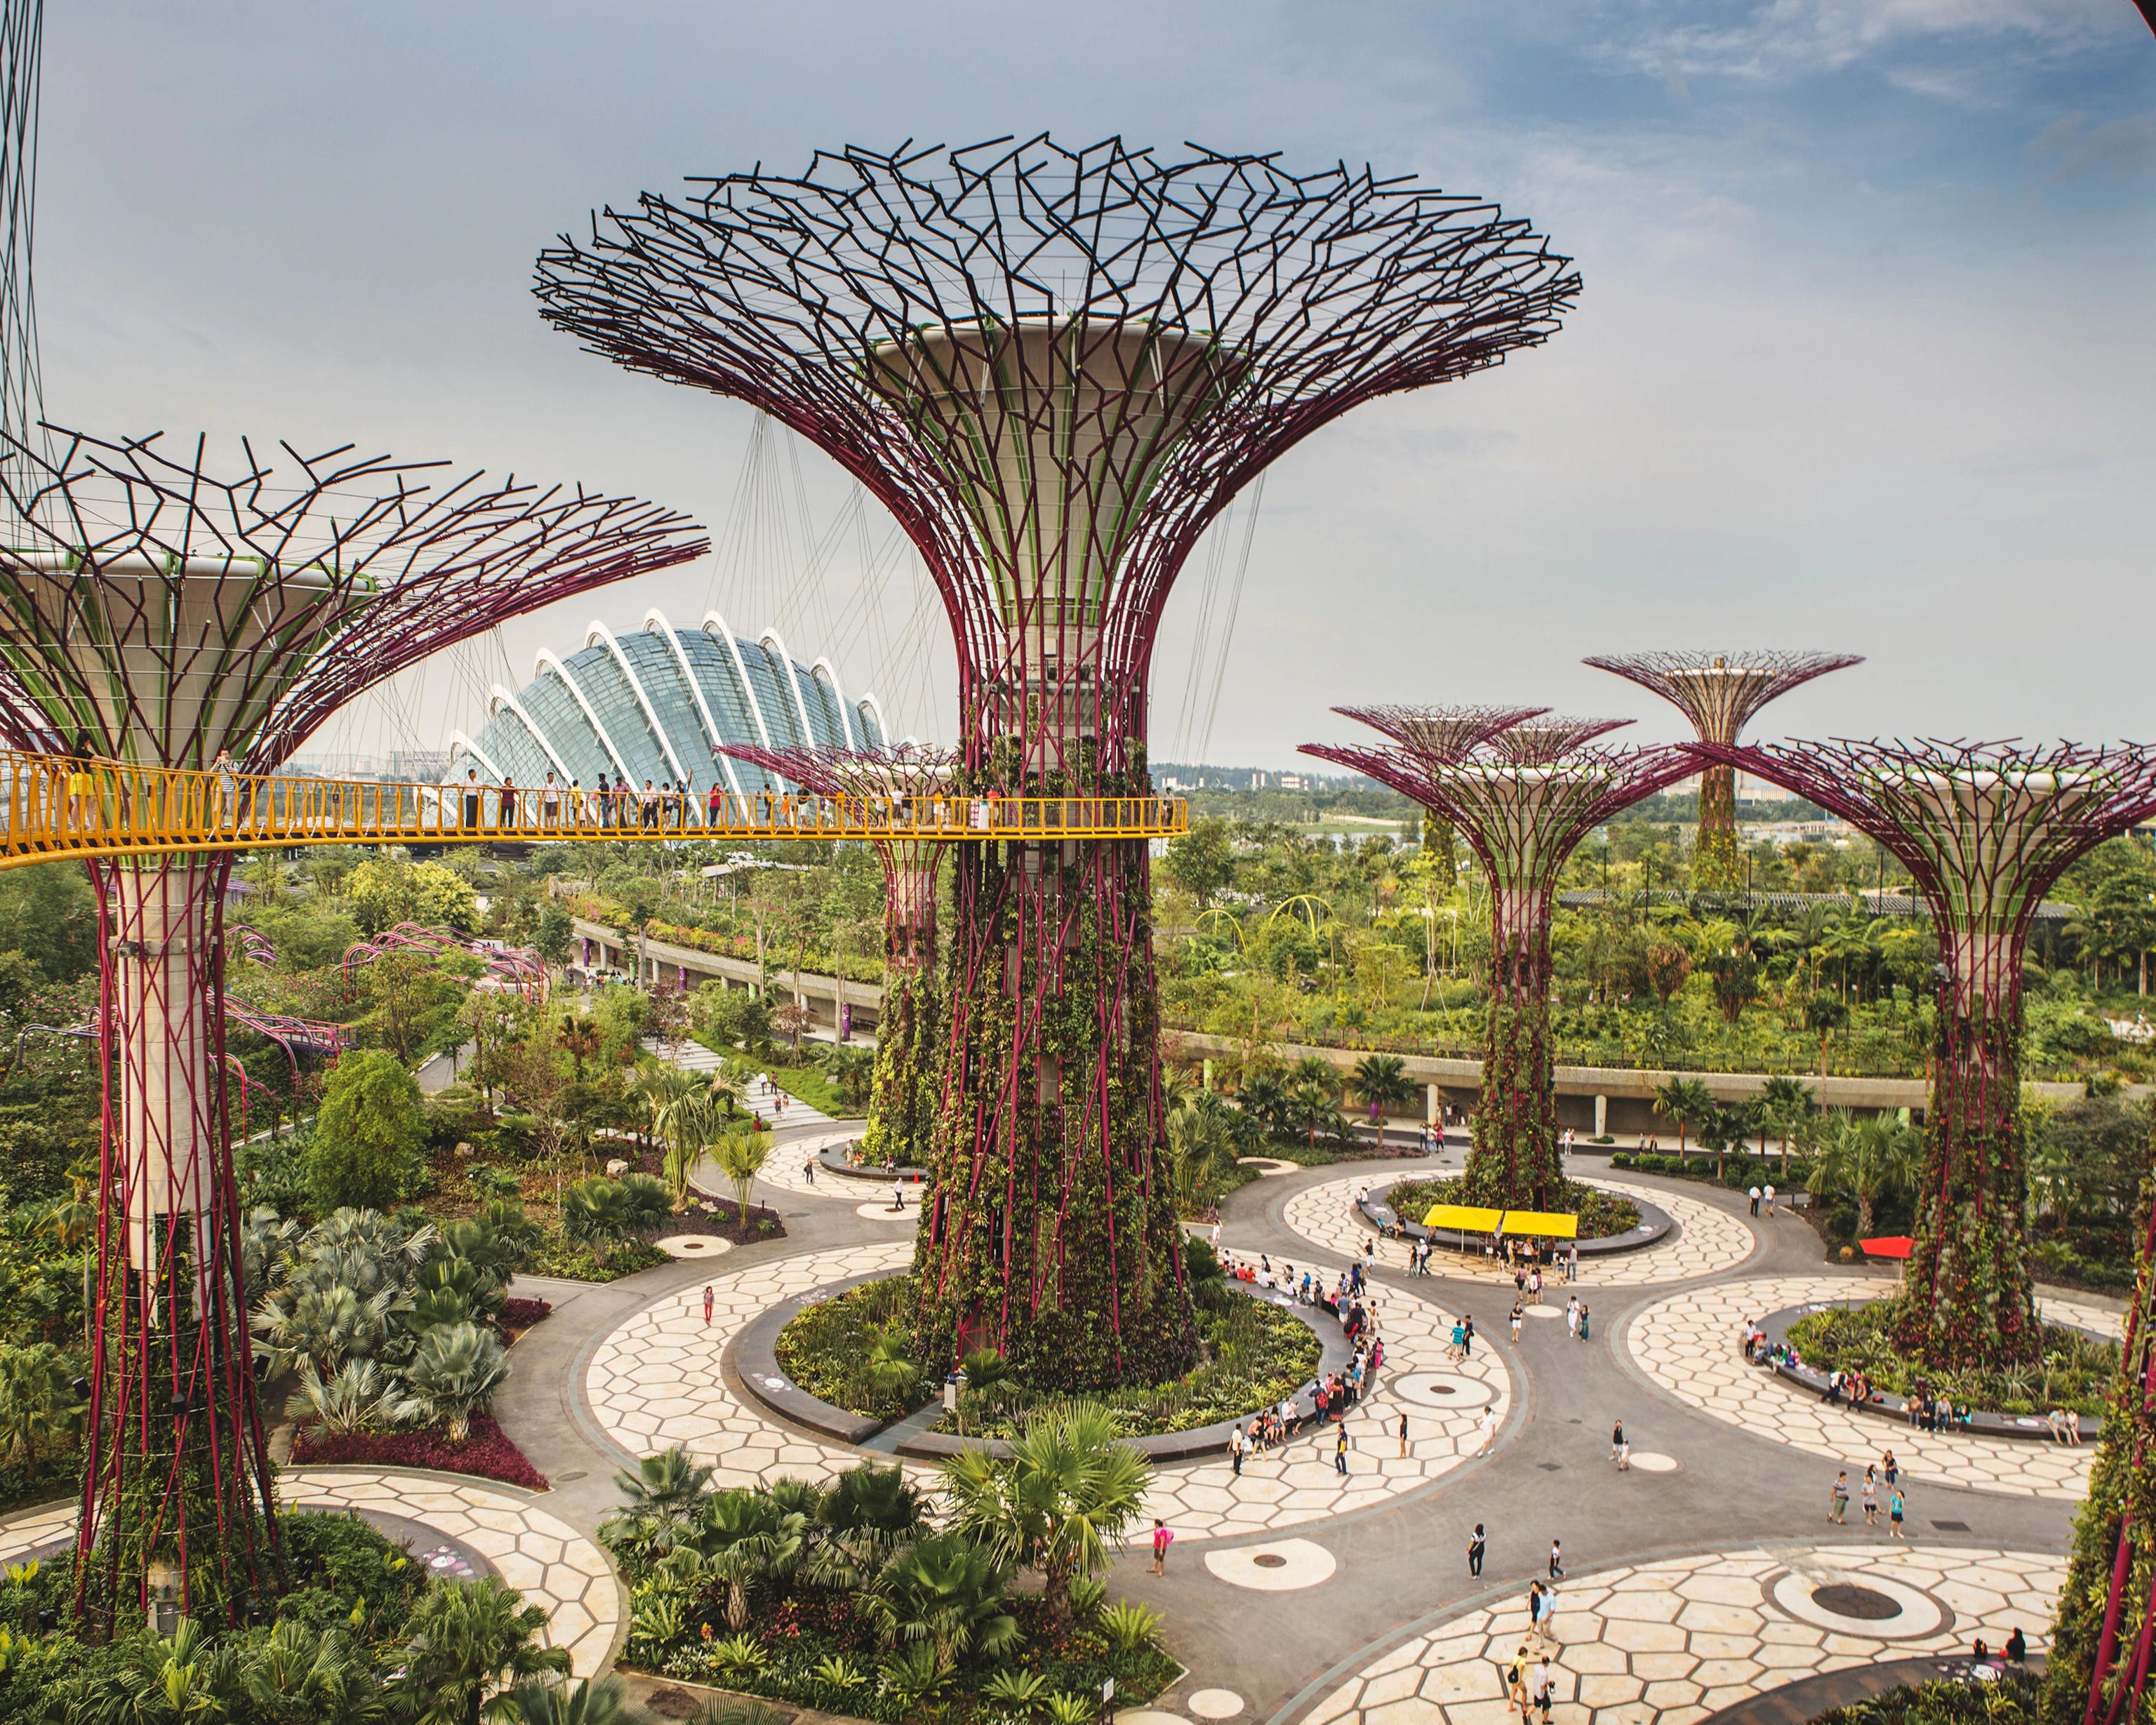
[1804, 993, 1850, 1075]
[0, 1340, 84, 1465]
[1812, 1112, 1920, 1238]
[400, 1322, 513, 1443]
[939, 1400, 1152, 1626]
[285, 1358, 411, 1437]
[1350, 1053, 1416, 1149]
[534, 904, 575, 969]
[505, 1676, 631, 1725]
[1757, 1074, 1817, 1175]
[395, 1576, 570, 1725]
[1644, 940, 1692, 1007]
[307, 1049, 427, 1211]
[813, 1461, 929, 1587]
[711, 1132, 771, 1227]
[1650, 1077, 1715, 1158]
[866, 1532, 1020, 1673]
[347, 857, 480, 936]
[1162, 818, 1235, 907]
[772, 998, 817, 1053]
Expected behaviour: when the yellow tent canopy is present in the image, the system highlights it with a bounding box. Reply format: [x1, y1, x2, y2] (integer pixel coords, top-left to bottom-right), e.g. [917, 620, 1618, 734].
[1422, 1203, 1505, 1233]
[1500, 1210, 1579, 1239]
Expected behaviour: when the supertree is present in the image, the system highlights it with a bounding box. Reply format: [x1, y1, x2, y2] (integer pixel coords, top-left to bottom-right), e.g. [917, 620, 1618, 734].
[1305, 715, 1693, 1209]
[2044, 1141, 2155, 1725]
[1582, 651, 1863, 891]
[721, 742, 962, 1172]
[0, 425, 703, 1632]
[536, 136, 1578, 1387]
[1697, 738, 2156, 1368]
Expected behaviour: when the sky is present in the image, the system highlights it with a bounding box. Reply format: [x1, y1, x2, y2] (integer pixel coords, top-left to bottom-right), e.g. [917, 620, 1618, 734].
[25, 0, 2156, 769]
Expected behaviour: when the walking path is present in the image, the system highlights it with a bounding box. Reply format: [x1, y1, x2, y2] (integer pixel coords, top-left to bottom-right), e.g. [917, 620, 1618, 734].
[1623, 1274, 2117, 1500]
[639, 1034, 835, 1129]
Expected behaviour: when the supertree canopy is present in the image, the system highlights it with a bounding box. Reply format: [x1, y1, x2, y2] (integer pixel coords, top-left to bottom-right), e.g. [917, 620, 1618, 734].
[1305, 714, 1692, 1210]
[1583, 651, 1862, 891]
[538, 136, 1579, 1387]
[1698, 738, 2156, 1369]
[721, 741, 961, 1172]
[0, 425, 704, 1632]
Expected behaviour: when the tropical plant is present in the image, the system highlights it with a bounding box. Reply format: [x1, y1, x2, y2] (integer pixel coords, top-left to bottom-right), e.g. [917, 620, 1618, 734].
[614, 1446, 715, 1523]
[1811, 1111, 1922, 1237]
[1099, 1600, 1162, 1656]
[707, 1633, 771, 1681]
[940, 1399, 1153, 1625]
[399, 1321, 512, 1442]
[504, 1674, 630, 1725]
[0, 1340, 84, 1465]
[860, 1328, 923, 1406]
[307, 1046, 427, 1211]
[1757, 1075, 1817, 1174]
[878, 1641, 958, 1713]
[394, 1576, 570, 1725]
[1650, 1077, 1715, 1157]
[1042, 1692, 1099, 1725]
[286, 1358, 413, 1437]
[667, 1487, 808, 1631]
[253, 1281, 401, 1377]
[236, 1618, 382, 1725]
[984, 1667, 1051, 1715]
[710, 1131, 772, 1227]
[866, 1531, 1021, 1671]
[811, 1461, 929, 1587]
[956, 1350, 1014, 1437]
[561, 1177, 634, 1267]
[1350, 1053, 1416, 1147]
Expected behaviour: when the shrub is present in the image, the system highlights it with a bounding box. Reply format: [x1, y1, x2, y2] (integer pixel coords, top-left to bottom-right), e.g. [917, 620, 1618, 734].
[307, 1048, 425, 1211]
[290, 1412, 548, 1490]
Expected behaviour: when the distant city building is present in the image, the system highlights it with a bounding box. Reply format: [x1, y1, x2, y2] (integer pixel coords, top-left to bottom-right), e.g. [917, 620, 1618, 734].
[452, 611, 891, 795]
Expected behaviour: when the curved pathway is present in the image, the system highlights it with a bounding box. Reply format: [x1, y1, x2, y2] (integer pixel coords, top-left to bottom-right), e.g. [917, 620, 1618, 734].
[1300, 1543, 2065, 1725]
[581, 1237, 1515, 1542]
[1281, 1171, 1759, 1286]
[1623, 1274, 2120, 1500]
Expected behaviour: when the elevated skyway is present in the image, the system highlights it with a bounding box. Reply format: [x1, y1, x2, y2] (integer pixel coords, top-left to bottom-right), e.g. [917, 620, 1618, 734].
[0, 752, 1187, 868]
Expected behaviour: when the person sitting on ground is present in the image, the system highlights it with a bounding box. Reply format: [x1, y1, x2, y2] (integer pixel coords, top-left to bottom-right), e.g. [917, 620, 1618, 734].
[2004, 1627, 2026, 1665]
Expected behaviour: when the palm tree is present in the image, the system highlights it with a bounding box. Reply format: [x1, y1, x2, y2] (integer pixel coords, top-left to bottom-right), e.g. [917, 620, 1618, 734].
[669, 1488, 809, 1632]
[1813, 1112, 1920, 1238]
[813, 1461, 929, 1587]
[1757, 1075, 1816, 1174]
[0, 1340, 84, 1467]
[399, 1322, 512, 1443]
[504, 1676, 630, 1725]
[1290, 1080, 1343, 1150]
[939, 1399, 1152, 1626]
[561, 1177, 634, 1268]
[238, 1619, 380, 1725]
[285, 1359, 409, 1438]
[710, 1131, 772, 1227]
[860, 1328, 922, 1411]
[1237, 1070, 1292, 1140]
[613, 1446, 714, 1523]
[1649, 1077, 1715, 1159]
[1350, 1053, 1416, 1149]
[866, 1532, 1021, 1672]
[1290, 1053, 1337, 1098]
[395, 1576, 570, 1725]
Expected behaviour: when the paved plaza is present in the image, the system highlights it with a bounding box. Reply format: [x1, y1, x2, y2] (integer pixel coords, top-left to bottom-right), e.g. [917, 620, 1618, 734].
[0, 1137, 2108, 1725]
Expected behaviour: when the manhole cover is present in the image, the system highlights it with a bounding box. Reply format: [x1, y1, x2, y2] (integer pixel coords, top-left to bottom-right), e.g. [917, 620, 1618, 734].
[1427, 1383, 1456, 1395]
[1253, 1553, 1289, 1569]
[1812, 1584, 1901, 1620]
[1931, 1519, 1970, 1532]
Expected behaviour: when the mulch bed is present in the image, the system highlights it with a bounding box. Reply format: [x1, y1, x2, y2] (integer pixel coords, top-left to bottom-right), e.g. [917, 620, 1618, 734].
[290, 1413, 549, 1491]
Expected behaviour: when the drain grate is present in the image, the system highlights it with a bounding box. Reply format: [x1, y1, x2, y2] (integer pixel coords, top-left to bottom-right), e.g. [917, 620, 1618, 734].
[1931, 1519, 1971, 1532]
[1538, 1462, 1563, 1472]
[1252, 1553, 1289, 1569]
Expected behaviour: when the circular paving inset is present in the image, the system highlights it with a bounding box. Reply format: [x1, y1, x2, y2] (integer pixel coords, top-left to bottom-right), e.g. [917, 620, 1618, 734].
[1395, 1372, 1496, 1411]
[857, 1201, 917, 1221]
[1770, 1566, 1946, 1639]
[1204, 1538, 1338, 1592]
[1523, 1306, 1563, 1319]
[1188, 1689, 1247, 1719]
[1626, 1451, 1679, 1473]
[654, 1234, 732, 1260]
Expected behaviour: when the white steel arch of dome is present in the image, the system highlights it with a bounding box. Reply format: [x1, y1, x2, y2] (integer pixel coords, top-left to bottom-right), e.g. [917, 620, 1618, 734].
[587, 620, 691, 787]
[758, 625, 819, 752]
[644, 607, 749, 799]
[807, 655, 858, 749]
[534, 647, 637, 787]
[703, 611, 776, 752]
[486, 684, 578, 785]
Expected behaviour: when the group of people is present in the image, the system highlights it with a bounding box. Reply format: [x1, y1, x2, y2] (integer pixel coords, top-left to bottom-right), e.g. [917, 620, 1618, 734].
[451, 767, 722, 834]
[1826, 1460, 1908, 1536]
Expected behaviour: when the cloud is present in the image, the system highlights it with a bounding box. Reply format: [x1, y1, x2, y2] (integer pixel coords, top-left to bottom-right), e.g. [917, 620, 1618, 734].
[2031, 112, 2156, 180]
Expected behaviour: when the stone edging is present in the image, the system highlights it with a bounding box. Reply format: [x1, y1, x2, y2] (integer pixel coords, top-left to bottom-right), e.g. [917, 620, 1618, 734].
[1754, 1301, 2102, 1442]
[1352, 1186, 1673, 1258]
[731, 1273, 1352, 1463]
[817, 1145, 927, 1183]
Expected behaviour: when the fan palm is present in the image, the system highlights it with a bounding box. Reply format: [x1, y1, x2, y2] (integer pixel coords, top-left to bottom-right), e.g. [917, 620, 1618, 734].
[253, 1282, 401, 1377]
[399, 1322, 512, 1442]
[395, 1576, 569, 1725]
[286, 1358, 411, 1437]
[866, 1531, 1020, 1672]
[503, 1675, 630, 1725]
[811, 1462, 929, 1587]
[1350, 1053, 1416, 1148]
[237, 1619, 383, 1725]
[939, 1400, 1152, 1625]
[667, 1488, 808, 1632]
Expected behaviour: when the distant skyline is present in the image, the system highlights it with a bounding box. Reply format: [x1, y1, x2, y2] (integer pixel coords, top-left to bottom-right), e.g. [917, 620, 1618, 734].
[27, 1, 2156, 768]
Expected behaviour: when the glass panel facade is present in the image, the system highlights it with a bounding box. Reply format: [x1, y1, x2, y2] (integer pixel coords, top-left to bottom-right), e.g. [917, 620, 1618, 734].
[461, 624, 887, 798]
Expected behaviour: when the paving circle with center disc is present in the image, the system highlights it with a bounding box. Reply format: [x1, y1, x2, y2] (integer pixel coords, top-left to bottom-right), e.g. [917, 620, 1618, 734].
[1813, 1583, 1901, 1620]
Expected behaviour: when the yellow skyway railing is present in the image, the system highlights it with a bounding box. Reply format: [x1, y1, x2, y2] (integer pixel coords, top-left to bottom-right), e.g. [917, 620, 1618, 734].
[0, 751, 1189, 869]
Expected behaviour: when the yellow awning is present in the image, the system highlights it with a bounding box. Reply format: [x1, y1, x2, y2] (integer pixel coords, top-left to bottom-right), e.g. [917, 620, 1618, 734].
[1422, 1204, 1505, 1232]
[1500, 1210, 1579, 1239]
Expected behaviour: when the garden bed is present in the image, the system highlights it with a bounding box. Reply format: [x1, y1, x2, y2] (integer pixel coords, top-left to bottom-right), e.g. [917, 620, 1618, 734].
[290, 1413, 551, 1489]
[1781, 1301, 2116, 1421]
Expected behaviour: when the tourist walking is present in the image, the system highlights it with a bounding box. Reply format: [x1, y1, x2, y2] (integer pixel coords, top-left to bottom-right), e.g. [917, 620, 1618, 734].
[1399, 1411, 1410, 1458]
[1463, 1314, 1475, 1356]
[1150, 1520, 1173, 1575]
[702, 1285, 714, 1325]
[1468, 1523, 1486, 1578]
[1566, 1244, 1578, 1283]
[1477, 1405, 1498, 1456]
[1531, 1656, 1557, 1723]
[804, 1154, 816, 1185]
[1610, 1420, 1625, 1464]
[1577, 1303, 1590, 1343]
[1889, 1486, 1905, 1538]
[1829, 1470, 1850, 1524]
[891, 1178, 906, 1212]
[1334, 1426, 1350, 1475]
[1564, 1296, 1579, 1340]
[1505, 1646, 1530, 1717]
[1548, 1539, 1564, 1579]
[1510, 1300, 1524, 1343]
[1882, 1448, 1898, 1486]
[1449, 1319, 1468, 1362]
[1748, 1183, 1761, 1216]
[1862, 1467, 1878, 1525]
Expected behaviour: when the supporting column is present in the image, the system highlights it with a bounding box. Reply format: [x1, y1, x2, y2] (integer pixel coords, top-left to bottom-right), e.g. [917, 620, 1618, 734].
[1594, 1094, 1608, 1138]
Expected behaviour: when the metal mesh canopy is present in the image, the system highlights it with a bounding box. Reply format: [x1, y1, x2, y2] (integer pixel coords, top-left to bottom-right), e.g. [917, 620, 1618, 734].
[1583, 651, 1863, 745]
[1695, 738, 2156, 1008]
[0, 425, 707, 770]
[1329, 703, 1547, 762]
[1484, 716, 1633, 766]
[536, 135, 1580, 768]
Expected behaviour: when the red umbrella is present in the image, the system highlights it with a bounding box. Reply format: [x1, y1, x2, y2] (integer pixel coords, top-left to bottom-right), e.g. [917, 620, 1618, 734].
[1858, 1236, 1913, 1260]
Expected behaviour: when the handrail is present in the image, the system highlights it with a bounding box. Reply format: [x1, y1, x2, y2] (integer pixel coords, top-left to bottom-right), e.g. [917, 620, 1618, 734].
[0, 750, 1189, 868]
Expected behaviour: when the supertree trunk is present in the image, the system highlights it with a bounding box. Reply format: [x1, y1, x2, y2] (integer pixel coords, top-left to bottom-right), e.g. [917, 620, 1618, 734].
[914, 824, 1197, 1390]
[1461, 888, 1561, 1211]
[1693, 764, 1741, 893]
[1893, 928, 2041, 1368]
[2042, 1149, 2155, 1725]
[860, 860, 940, 1171]
[76, 853, 279, 1633]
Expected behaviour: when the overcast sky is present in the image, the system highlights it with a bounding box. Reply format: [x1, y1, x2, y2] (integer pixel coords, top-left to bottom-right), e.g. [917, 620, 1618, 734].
[29, 0, 2156, 768]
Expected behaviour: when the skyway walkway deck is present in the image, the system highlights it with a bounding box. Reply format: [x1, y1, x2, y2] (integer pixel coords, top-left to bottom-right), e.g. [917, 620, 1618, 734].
[0, 752, 1187, 868]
